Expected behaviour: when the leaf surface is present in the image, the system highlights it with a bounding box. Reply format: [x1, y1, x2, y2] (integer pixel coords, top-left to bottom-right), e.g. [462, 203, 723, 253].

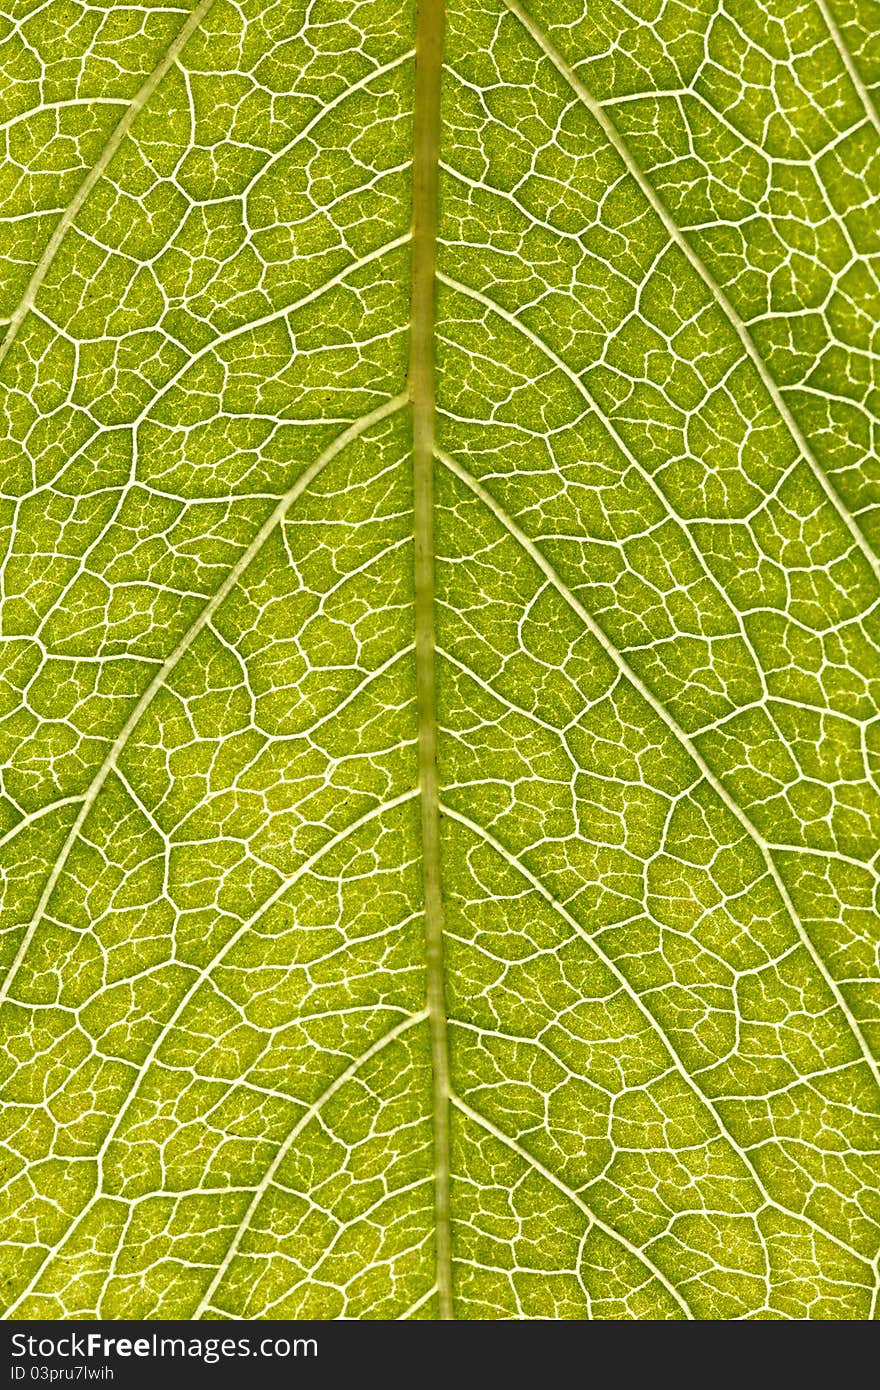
[0, 0, 878, 1320]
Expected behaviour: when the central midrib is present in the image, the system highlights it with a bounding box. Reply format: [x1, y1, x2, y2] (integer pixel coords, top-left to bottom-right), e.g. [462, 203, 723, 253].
[409, 0, 452, 1320]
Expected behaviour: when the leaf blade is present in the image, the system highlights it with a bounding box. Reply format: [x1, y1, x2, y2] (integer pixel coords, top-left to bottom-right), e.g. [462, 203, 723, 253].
[1, 0, 878, 1320]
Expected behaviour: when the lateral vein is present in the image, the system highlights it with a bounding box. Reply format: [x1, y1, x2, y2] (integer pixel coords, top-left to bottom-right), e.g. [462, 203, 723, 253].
[0, 0, 218, 371]
[499, 0, 880, 581]
[812, 0, 880, 136]
[3, 790, 421, 1319]
[450, 1093, 695, 1319]
[192, 1010, 429, 1320]
[437, 446, 880, 1093]
[0, 397, 408, 1010]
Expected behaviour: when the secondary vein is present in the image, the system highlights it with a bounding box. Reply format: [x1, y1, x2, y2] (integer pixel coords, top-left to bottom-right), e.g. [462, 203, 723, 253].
[409, 0, 453, 1323]
[499, 0, 880, 583]
[0, 397, 407, 1010]
[0, 0, 218, 372]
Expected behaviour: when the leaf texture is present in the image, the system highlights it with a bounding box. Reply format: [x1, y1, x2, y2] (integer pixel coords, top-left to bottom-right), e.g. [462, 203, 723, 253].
[0, 0, 879, 1321]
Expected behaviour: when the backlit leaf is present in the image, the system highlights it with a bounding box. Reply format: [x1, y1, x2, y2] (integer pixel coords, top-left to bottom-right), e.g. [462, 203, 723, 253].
[0, 0, 878, 1320]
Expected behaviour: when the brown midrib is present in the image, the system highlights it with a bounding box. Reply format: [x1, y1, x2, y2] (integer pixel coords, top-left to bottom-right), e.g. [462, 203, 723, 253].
[409, 0, 452, 1322]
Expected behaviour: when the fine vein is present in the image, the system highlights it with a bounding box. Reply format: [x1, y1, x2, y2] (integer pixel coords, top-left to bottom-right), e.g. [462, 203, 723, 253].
[813, 0, 880, 135]
[500, 0, 880, 581]
[0, 0, 218, 372]
[0, 397, 408, 1009]
[450, 1094, 695, 1319]
[437, 446, 880, 1094]
[4, 790, 421, 1318]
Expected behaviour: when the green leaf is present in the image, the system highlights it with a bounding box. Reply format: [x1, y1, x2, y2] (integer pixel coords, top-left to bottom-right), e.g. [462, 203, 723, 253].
[1, 0, 878, 1321]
